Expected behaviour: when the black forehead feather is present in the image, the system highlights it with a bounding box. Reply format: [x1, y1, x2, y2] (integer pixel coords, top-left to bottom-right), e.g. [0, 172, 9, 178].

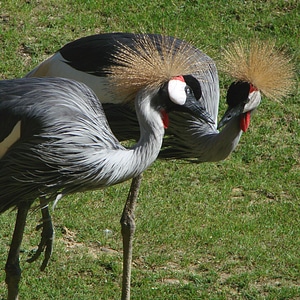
[183, 75, 202, 100]
[226, 81, 250, 107]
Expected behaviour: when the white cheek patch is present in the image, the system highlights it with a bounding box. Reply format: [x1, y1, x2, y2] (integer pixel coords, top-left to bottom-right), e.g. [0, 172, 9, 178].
[168, 79, 187, 105]
[0, 121, 21, 159]
[243, 91, 261, 112]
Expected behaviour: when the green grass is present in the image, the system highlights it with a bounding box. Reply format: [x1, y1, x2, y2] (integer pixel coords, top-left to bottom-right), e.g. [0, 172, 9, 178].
[0, 0, 299, 299]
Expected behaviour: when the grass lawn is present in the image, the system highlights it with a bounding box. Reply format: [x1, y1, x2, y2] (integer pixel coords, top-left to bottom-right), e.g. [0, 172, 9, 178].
[0, 0, 299, 299]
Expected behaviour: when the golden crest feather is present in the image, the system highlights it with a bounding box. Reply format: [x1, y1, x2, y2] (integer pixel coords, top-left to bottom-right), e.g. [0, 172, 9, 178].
[219, 39, 296, 100]
[106, 35, 210, 102]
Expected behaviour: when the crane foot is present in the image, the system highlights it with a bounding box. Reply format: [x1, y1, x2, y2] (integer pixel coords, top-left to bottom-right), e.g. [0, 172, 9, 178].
[26, 205, 54, 271]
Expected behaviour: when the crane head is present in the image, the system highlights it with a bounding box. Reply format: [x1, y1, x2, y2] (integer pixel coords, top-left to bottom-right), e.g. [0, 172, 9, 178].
[217, 39, 296, 132]
[217, 81, 261, 132]
[156, 75, 214, 128]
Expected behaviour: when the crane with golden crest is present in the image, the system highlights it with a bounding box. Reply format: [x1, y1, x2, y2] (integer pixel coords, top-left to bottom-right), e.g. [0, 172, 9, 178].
[25, 33, 296, 300]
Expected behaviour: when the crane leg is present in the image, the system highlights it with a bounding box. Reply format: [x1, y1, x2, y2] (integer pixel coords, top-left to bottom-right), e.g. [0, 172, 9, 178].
[27, 197, 54, 270]
[120, 174, 143, 300]
[5, 202, 30, 300]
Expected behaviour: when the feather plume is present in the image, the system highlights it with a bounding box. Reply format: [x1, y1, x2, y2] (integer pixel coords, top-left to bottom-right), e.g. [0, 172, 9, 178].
[220, 39, 296, 100]
[106, 35, 210, 101]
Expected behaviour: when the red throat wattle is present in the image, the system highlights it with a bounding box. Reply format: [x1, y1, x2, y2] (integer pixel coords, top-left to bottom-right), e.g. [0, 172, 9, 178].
[161, 110, 169, 129]
[240, 84, 257, 132]
[240, 112, 251, 132]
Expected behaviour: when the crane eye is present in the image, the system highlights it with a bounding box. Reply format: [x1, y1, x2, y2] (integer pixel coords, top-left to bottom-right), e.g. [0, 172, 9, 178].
[183, 75, 202, 100]
[185, 86, 195, 97]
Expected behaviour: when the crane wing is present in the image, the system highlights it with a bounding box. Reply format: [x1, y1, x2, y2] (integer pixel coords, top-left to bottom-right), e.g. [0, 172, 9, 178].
[0, 78, 121, 155]
[59, 33, 136, 76]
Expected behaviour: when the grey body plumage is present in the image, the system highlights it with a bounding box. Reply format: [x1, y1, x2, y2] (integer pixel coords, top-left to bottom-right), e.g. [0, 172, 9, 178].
[0, 78, 124, 212]
[0, 76, 207, 212]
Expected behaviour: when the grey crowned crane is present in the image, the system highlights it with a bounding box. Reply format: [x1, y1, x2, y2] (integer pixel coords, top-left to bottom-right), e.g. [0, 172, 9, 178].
[26, 33, 295, 299]
[0, 76, 211, 300]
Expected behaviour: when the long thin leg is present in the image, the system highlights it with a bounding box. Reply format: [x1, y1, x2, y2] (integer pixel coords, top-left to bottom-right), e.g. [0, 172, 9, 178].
[27, 197, 54, 270]
[5, 202, 30, 300]
[120, 174, 143, 300]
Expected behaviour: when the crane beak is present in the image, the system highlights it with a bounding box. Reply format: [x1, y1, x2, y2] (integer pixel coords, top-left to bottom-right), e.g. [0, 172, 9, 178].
[217, 102, 245, 129]
[179, 94, 215, 124]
